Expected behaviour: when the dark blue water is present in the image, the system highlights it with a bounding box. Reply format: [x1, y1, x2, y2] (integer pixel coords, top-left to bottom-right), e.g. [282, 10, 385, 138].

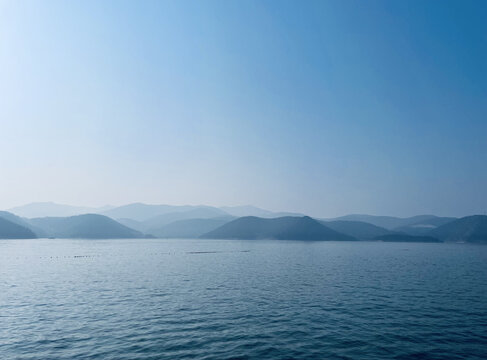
[1, 239, 486, 359]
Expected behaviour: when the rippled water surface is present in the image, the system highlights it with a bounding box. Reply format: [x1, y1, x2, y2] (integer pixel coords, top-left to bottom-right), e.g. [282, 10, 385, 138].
[1, 239, 486, 359]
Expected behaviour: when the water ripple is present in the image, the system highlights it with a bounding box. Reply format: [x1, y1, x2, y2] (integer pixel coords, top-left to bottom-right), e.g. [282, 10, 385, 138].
[0, 239, 486, 359]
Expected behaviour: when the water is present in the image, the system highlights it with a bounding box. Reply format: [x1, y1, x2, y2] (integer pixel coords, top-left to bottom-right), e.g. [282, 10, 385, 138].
[1, 239, 486, 360]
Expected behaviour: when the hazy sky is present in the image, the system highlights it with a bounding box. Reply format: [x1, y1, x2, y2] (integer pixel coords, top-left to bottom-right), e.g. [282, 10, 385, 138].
[1, 0, 486, 217]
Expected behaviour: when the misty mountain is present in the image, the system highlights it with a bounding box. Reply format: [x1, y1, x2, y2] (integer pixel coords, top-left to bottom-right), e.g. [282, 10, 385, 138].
[0, 217, 37, 239]
[374, 234, 441, 243]
[117, 218, 146, 232]
[429, 215, 487, 243]
[220, 205, 304, 218]
[102, 203, 191, 221]
[116, 208, 232, 232]
[201, 216, 356, 241]
[0, 211, 47, 237]
[394, 217, 457, 235]
[8, 202, 112, 218]
[320, 220, 395, 240]
[328, 214, 455, 230]
[0, 211, 37, 228]
[29, 214, 145, 239]
[150, 218, 233, 238]
[143, 208, 231, 231]
[102, 203, 229, 222]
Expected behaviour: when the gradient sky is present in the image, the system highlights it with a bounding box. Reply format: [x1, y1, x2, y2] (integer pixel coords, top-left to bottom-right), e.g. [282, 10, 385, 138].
[1, 0, 486, 217]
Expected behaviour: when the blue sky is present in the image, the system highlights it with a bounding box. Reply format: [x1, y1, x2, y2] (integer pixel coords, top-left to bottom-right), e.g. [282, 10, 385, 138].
[0, 0, 485, 217]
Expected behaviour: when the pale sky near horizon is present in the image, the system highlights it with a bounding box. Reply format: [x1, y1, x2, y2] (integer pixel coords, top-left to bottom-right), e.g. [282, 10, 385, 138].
[1, 0, 486, 217]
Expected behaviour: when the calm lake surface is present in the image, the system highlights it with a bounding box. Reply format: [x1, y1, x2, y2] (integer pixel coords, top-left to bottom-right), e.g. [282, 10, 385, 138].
[1, 239, 486, 360]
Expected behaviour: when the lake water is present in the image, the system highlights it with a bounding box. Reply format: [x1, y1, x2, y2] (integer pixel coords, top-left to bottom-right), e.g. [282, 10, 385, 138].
[1, 239, 486, 359]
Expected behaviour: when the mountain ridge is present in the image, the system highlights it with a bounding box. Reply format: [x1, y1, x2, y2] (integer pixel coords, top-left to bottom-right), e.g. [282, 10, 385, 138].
[429, 215, 487, 243]
[320, 220, 395, 240]
[0, 217, 37, 239]
[28, 214, 146, 239]
[201, 216, 356, 241]
[327, 214, 457, 230]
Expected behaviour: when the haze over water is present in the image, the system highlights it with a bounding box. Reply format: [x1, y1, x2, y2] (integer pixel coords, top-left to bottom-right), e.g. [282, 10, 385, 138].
[1, 0, 486, 359]
[2, 239, 486, 360]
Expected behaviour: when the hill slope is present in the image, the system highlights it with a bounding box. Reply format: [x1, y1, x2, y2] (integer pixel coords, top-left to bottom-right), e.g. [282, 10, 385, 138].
[8, 202, 111, 218]
[29, 214, 145, 239]
[0, 211, 47, 237]
[321, 220, 393, 240]
[430, 215, 487, 243]
[220, 205, 304, 218]
[0, 217, 37, 239]
[102, 203, 229, 222]
[143, 208, 231, 232]
[201, 216, 356, 241]
[151, 218, 232, 238]
[117, 218, 146, 232]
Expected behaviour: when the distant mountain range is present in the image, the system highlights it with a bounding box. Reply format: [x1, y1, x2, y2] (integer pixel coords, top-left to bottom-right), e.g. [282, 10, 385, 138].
[8, 202, 113, 218]
[1, 202, 486, 243]
[100, 203, 208, 222]
[116, 212, 235, 235]
[8, 202, 302, 221]
[220, 205, 304, 218]
[150, 218, 232, 239]
[142, 208, 231, 233]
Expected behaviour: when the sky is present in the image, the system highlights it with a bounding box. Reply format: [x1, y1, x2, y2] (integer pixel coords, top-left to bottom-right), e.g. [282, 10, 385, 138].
[0, 0, 486, 217]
